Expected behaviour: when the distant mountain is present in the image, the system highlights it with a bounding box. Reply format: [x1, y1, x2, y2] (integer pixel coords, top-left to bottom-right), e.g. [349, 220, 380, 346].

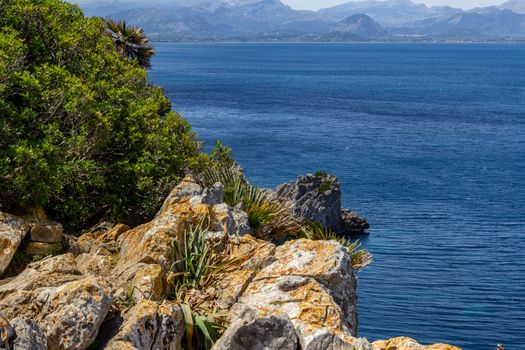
[318, 0, 461, 27]
[330, 14, 388, 37]
[499, 0, 525, 14]
[405, 7, 525, 38]
[72, 0, 525, 41]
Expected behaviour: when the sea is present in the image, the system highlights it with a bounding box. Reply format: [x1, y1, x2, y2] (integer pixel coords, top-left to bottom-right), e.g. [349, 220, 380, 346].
[149, 43, 525, 349]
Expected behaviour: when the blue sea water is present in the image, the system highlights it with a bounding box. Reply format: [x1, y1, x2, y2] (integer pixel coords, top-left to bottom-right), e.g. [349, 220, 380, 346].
[149, 43, 525, 349]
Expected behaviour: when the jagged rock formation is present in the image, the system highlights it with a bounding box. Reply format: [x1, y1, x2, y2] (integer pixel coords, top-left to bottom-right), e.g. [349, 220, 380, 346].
[0, 175, 458, 350]
[275, 173, 370, 235]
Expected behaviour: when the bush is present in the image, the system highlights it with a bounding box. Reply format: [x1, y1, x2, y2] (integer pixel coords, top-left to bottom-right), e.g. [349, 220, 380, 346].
[0, 0, 210, 229]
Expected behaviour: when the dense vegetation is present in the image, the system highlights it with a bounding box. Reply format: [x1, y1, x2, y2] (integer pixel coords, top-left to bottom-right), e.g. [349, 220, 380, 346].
[0, 0, 213, 229]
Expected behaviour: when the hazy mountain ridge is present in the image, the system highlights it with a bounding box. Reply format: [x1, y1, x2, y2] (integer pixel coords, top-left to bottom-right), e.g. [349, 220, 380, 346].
[75, 0, 525, 41]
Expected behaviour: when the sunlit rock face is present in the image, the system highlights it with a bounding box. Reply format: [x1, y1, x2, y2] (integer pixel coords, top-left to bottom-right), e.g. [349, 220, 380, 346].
[0, 212, 29, 275]
[0, 175, 460, 350]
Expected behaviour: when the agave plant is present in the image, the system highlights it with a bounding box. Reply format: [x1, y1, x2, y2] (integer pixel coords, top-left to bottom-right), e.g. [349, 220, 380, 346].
[103, 18, 155, 68]
[301, 221, 373, 270]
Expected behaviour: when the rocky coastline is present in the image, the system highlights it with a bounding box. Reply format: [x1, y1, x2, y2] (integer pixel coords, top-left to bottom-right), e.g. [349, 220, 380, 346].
[0, 173, 459, 350]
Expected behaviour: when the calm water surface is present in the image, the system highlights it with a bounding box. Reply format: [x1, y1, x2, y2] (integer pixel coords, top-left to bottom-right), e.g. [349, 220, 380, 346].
[150, 43, 525, 349]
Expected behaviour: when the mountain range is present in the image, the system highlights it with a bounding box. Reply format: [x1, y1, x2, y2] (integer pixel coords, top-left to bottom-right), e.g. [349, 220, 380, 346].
[74, 0, 525, 41]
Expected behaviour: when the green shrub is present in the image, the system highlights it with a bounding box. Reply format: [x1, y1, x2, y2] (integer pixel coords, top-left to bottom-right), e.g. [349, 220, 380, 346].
[0, 0, 211, 229]
[318, 181, 332, 194]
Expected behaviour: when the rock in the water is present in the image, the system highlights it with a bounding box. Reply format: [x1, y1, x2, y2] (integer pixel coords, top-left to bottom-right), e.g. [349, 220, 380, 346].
[29, 223, 63, 243]
[10, 317, 47, 350]
[275, 173, 369, 235]
[372, 337, 461, 350]
[105, 300, 184, 350]
[212, 314, 298, 350]
[276, 173, 342, 230]
[341, 209, 370, 236]
[0, 212, 29, 276]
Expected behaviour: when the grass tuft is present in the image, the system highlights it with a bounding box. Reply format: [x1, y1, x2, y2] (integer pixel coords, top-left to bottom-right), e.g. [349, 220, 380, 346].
[301, 221, 372, 270]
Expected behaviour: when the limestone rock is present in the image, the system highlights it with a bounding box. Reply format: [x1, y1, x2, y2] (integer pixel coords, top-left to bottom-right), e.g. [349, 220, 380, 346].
[0, 212, 29, 276]
[212, 314, 298, 350]
[39, 276, 112, 350]
[271, 239, 358, 333]
[29, 223, 63, 243]
[214, 235, 276, 309]
[105, 300, 184, 350]
[275, 174, 369, 235]
[129, 264, 166, 303]
[276, 173, 343, 230]
[372, 337, 461, 350]
[0, 254, 112, 350]
[75, 253, 114, 277]
[10, 317, 47, 350]
[228, 238, 361, 350]
[25, 242, 62, 256]
[157, 175, 204, 216]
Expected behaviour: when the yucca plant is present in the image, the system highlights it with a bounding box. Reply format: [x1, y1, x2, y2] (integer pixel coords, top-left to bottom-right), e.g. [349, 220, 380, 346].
[169, 223, 253, 349]
[180, 303, 226, 350]
[202, 168, 301, 239]
[103, 18, 155, 68]
[301, 221, 373, 270]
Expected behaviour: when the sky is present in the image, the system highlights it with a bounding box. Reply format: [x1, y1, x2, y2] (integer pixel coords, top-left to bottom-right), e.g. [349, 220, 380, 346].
[282, 0, 502, 10]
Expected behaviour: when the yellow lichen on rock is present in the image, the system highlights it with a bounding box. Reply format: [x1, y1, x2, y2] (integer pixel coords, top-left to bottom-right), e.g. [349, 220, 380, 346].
[373, 337, 462, 350]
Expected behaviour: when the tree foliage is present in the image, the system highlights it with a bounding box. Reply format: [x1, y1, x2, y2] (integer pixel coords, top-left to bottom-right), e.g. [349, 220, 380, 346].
[0, 0, 210, 229]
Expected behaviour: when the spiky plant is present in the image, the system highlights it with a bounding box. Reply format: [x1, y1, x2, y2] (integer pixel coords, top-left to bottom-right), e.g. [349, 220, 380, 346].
[103, 18, 155, 68]
[168, 223, 253, 349]
[180, 303, 226, 350]
[301, 221, 373, 270]
[202, 168, 301, 239]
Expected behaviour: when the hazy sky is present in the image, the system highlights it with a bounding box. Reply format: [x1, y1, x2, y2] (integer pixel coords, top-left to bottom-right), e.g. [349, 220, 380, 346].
[282, 1, 502, 10]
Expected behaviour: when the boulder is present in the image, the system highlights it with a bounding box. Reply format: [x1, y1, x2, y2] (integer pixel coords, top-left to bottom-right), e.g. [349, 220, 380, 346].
[10, 317, 47, 350]
[37, 276, 112, 350]
[25, 242, 62, 256]
[230, 239, 359, 350]
[29, 223, 63, 243]
[105, 300, 184, 350]
[0, 254, 112, 350]
[212, 314, 298, 350]
[0, 212, 29, 276]
[275, 173, 369, 235]
[372, 337, 461, 350]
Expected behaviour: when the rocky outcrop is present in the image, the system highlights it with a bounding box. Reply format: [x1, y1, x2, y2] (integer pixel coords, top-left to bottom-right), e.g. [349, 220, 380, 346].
[228, 239, 362, 350]
[275, 173, 369, 236]
[0, 175, 459, 350]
